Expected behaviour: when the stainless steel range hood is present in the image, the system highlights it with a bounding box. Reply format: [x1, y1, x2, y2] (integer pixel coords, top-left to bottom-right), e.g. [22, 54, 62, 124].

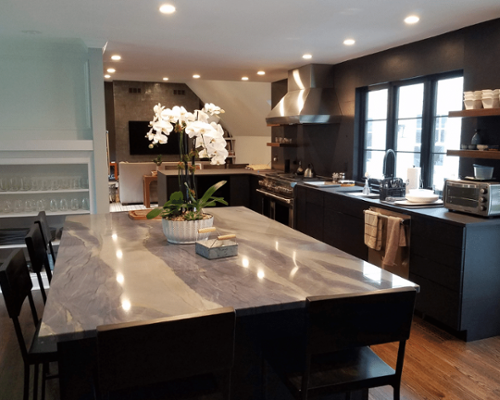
[266, 64, 342, 125]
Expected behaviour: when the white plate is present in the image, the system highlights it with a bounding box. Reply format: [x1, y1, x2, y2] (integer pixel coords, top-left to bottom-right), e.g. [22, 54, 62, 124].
[304, 181, 341, 188]
[394, 199, 443, 207]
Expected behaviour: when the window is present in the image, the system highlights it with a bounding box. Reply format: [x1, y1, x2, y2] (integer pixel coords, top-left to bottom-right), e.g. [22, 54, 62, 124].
[360, 73, 463, 192]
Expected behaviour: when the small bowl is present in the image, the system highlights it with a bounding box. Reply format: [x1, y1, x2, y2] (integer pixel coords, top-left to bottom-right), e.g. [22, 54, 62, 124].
[461, 144, 468, 150]
[464, 99, 475, 109]
[468, 144, 476, 150]
[473, 164, 494, 180]
[477, 144, 489, 151]
[473, 99, 483, 109]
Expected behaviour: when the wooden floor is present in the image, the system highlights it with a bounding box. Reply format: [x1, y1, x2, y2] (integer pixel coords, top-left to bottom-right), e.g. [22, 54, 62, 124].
[1, 290, 499, 400]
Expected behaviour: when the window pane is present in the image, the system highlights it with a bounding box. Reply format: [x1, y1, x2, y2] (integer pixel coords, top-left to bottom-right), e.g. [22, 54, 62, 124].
[432, 116, 461, 153]
[396, 152, 421, 181]
[365, 121, 387, 150]
[396, 118, 422, 152]
[435, 77, 464, 116]
[397, 83, 424, 119]
[364, 150, 385, 179]
[431, 153, 459, 192]
[367, 89, 388, 120]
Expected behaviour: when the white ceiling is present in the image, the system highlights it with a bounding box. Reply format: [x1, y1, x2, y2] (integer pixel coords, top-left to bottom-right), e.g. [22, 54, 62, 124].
[2, 0, 500, 83]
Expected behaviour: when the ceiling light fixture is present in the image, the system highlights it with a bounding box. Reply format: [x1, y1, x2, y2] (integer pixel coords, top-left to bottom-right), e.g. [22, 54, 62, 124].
[404, 15, 420, 24]
[159, 4, 176, 14]
[193, 74, 200, 79]
[111, 55, 121, 61]
[104, 75, 111, 79]
[257, 71, 265, 75]
[242, 77, 249, 81]
[107, 68, 116, 73]
[343, 39, 356, 46]
[302, 54, 312, 60]
[163, 77, 169, 81]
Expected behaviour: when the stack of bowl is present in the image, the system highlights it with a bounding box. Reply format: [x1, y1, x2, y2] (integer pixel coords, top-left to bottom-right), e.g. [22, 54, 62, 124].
[464, 91, 483, 109]
[481, 89, 500, 109]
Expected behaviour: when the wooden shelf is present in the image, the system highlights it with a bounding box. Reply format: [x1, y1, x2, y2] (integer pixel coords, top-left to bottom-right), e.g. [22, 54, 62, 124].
[447, 150, 500, 159]
[448, 108, 500, 118]
[266, 143, 296, 147]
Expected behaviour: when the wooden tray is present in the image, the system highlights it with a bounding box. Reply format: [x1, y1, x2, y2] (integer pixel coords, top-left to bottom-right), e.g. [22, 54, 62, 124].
[128, 209, 161, 220]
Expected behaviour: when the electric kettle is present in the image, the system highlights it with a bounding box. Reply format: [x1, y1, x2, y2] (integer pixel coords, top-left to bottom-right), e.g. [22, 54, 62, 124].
[304, 163, 315, 178]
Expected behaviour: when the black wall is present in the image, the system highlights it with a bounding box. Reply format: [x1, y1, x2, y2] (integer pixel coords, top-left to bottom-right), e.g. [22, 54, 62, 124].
[272, 18, 500, 181]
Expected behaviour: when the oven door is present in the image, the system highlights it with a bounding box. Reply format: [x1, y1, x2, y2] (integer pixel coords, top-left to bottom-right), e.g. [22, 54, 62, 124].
[256, 189, 294, 228]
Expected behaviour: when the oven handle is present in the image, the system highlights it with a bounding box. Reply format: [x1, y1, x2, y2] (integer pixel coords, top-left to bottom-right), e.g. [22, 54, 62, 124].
[256, 189, 293, 205]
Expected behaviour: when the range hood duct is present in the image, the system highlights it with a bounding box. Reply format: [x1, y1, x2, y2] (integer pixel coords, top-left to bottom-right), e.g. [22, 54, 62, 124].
[266, 64, 342, 125]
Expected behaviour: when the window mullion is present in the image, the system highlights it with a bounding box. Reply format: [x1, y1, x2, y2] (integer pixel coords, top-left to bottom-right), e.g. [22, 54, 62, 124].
[420, 80, 435, 188]
[386, 84, 397, 151]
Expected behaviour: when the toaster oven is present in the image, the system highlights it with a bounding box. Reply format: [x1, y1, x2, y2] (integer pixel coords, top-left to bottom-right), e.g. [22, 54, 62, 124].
[443, 179, 500, 217]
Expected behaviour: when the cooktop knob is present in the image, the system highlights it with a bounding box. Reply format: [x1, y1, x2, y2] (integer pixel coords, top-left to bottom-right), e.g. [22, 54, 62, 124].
[480, 197, 487, 203]
[480, 205, 487, 211]
[480, 188, 488, 194]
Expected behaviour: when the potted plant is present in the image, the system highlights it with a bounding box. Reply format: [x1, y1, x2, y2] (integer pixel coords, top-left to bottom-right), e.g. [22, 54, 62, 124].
[146, 103, 229, 243]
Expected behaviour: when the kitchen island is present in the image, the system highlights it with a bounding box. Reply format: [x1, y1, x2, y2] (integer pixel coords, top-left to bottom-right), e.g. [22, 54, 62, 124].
[41, 207, 417, 400]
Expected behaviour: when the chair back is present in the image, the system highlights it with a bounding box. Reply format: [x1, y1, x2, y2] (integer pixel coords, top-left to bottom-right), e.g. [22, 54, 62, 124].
[25, 223, 53, 302]
[34, 211, 52, 250]
[306, 287, 417, 355]
[97, 307, 236, 393]
[0, 249, 39, 361]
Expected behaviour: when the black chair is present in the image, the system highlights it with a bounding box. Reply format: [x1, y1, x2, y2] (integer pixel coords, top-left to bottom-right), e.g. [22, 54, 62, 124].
[263, 287, 417, 400]
[0, 249, 58, 400]
[94, 307, 236, 400]
[34, 211, 57, 265]
[25, 223, 53, 304]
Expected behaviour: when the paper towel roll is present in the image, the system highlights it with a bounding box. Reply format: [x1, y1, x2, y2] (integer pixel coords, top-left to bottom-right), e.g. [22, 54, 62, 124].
[406, 167, 421, 192]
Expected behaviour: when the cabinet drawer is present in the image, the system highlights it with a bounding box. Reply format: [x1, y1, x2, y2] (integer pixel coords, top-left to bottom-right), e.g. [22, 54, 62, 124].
[324, 194, 365, 218]
[410, 253, 463, 292]
[411, 216, 464, 248]
[411, 236, 464, 269]
[409, 273, 461, 330]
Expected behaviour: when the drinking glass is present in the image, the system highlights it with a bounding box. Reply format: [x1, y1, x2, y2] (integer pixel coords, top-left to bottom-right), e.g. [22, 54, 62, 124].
[70, 198, 79, 210]
[42, 179, 51, 191]
[37, 199, 47, 211]
[31, 178, 40, 191]
[21, 177, 32, 191]
[24, 199, 36, 213]
[81, 197, 90, 210]
[0, 177, 10, 191]
[59, 198, 68, 212]
[14, 199, 24, 213]
[60, 177, 70, 189]
[52, 178, 60, 191]
[50, 198, 59, 212]
[2, 200, 13, 213]
[10, 177, 21, 191]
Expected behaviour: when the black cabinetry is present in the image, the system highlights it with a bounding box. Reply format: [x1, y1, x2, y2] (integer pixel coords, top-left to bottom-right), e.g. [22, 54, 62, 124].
[295, 185, 324, 241]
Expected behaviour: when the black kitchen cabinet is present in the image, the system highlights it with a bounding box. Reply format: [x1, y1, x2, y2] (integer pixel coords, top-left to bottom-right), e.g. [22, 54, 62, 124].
[295, 185, 324, 241]
[249, 175, 264, 214]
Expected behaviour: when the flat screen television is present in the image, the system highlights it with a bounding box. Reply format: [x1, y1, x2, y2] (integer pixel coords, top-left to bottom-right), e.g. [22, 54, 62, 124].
[128, 121, 180, 155]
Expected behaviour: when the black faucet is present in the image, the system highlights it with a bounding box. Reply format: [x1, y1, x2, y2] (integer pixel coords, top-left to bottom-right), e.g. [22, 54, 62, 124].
[383, 149, 396, 179]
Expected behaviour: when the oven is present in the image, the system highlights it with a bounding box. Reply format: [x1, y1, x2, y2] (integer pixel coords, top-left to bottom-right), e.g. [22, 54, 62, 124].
[256, 174, 296, 228]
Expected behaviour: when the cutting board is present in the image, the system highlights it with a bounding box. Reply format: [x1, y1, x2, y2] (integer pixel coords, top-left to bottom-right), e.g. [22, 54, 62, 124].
[128, 209, 161, 220]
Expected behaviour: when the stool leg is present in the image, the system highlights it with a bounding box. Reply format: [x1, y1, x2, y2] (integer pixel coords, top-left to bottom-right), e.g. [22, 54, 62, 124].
[23, 364, 30, 400]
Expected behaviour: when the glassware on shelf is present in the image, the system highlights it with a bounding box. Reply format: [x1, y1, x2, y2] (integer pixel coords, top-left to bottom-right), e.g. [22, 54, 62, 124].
[37, 199, 48, 212]
[50, 198, 58, 212]
[13, 199, 24, 213]
[10, 177, 21, 191]
[81, 197, 90, 210]
[24, 199, 36, 213]
[70, 198, 79, 210]
[59, 198, 68, 212]
[21, 177, 32, 191]
[1, 200, 13, 213]
[0, 178, 10, 191]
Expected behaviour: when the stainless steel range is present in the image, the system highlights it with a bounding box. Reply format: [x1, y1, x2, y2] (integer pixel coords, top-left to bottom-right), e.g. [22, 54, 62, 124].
[256, 173, 322, 228]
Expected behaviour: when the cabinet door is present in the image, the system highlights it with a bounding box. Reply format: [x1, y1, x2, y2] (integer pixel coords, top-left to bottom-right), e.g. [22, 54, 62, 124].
[249, 176, 264, 213]
[229, 175, 250, 207]
[295, 185, 324, 241]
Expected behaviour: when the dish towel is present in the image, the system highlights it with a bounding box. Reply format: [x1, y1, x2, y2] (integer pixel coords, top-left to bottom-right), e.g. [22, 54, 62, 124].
[383, 216, 407, 268]
[364, 210, 383, 251]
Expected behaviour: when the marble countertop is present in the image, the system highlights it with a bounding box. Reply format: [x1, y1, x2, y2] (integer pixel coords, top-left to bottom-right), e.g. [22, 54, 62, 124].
[40, 207, 417, 341]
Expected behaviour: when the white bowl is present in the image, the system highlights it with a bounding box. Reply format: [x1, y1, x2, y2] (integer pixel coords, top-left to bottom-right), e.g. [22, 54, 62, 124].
[464, 99, 475, 109]
[477, 144, 489, 151]
[406, 189, 439, 204]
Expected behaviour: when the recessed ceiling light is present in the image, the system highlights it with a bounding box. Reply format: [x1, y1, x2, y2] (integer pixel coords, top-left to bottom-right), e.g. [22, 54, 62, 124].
[343, 39, 356, 46]
[302, 54, 312, 60]
[257, 71, 265, 75]
[159, 4, 176, 14]
[193, 74, 200, 79]
[163, 77, 169, 81]
[404, 15, 420, 24]
[111, 55, 121, 61]
[104, 75, 111, 79]
[107, 68, 116, 73]
[242, 77, 249, 81]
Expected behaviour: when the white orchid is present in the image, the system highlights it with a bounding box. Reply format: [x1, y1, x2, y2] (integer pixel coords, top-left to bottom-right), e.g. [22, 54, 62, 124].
[185, 120, 217, 138]
[203, 103, 224, 115]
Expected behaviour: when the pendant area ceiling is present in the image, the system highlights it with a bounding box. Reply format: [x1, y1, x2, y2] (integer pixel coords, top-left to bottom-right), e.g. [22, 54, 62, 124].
[2, 0, 500, 83]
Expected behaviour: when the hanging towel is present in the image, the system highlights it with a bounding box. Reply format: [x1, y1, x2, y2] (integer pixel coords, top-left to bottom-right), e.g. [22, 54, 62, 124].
[383, 216, 406, 268]
[364, 210, 383, 250]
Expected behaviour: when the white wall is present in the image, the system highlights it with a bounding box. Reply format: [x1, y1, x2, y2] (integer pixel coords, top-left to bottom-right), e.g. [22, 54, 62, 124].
[234, 136, 271, 166]
[187, 80, 271, 138]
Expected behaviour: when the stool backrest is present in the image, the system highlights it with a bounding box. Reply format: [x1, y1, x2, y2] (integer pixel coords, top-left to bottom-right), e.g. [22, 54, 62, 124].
[97, 307, 235, 393]
[306, 287, 417, 355]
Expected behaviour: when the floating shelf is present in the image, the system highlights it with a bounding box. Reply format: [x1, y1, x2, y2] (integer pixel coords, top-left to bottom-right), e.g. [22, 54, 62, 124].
[266, 143, 296, 147]
[447, 150, 500, 160]
[448, 108, 500, 118]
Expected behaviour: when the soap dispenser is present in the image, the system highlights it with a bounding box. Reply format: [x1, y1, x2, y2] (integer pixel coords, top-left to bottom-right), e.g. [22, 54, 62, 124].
[362, 172, 371, 195]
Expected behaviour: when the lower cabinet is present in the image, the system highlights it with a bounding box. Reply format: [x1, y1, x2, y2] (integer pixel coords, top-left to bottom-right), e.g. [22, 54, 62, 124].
[295, 185, 324, 241]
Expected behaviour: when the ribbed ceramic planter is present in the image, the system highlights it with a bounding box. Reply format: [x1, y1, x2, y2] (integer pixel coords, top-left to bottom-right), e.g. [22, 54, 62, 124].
[161, 215, 214, 244]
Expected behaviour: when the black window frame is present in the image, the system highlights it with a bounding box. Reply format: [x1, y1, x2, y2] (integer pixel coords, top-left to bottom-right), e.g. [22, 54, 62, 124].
[357, 70, 463, 189]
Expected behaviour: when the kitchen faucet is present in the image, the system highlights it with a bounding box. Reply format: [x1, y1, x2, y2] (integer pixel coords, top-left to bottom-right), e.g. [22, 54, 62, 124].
[383, 149, 396, 179]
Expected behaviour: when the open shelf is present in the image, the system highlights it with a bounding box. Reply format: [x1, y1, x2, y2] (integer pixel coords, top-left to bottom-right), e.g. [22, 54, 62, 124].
[447, 150, 500, 159]
[448, 108, 500, 118]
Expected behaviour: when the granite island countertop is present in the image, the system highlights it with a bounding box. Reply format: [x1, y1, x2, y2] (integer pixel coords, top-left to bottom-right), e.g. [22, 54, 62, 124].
[40, 207, 417, 342]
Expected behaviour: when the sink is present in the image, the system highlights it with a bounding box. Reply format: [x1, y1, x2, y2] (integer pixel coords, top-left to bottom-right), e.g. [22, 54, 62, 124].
[348, 192, 379, 198]
[304, 181, 341, 188]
